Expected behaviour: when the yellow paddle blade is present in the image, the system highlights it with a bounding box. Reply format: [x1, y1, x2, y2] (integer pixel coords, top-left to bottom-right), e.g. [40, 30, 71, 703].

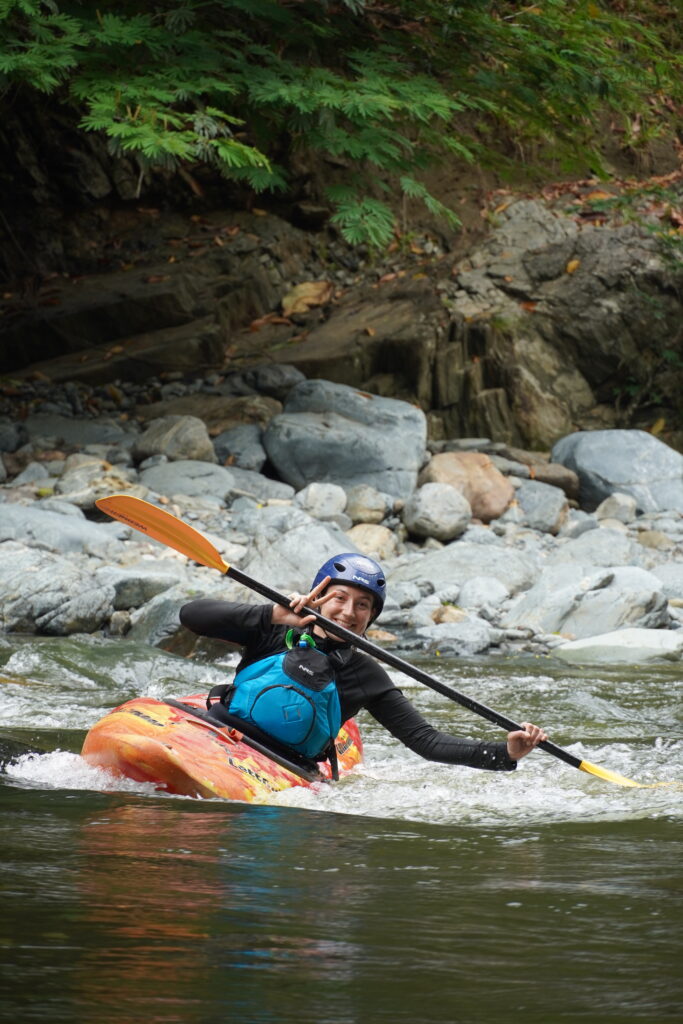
[579, 759, 677, 790]
[96, 494, 229, 573]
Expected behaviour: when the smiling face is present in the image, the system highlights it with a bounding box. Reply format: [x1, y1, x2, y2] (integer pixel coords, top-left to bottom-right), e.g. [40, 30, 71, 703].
[315, 583, 375, 637]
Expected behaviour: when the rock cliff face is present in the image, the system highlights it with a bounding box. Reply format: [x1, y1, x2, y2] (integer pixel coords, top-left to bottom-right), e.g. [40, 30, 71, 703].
[3, 187, 682, 452]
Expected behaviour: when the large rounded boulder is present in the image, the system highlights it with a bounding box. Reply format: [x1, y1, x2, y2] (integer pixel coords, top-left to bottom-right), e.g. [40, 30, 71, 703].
[263, 380, 427, 499]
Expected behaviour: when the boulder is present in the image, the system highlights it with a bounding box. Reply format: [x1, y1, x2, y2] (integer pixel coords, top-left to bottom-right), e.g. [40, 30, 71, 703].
[457, 576, 510, 616]
[554, 627, 683, 665]
[132, 415, 217, 464]
[213, 423, 266, 471]
[418, 452, 513, 523]
[650, 563, 683, 600]
[345, 523, 399, 561]
[294, 482, 347, 520]
[139, 460, 236, 501]
[345, 484, 393, 525]
[503, 564, 669, 638]
[240, 363, 306, 401]
[595, 492, 638, 524]
[136, 393, 282, 433]
[411, 617, 497, 656]
[0, 542, 115, 634]
[54, 459, 145, 509]
[21, 413, 134, 447]
[551, 430, 683, 512]
[389, 541, 537, 594]
[546, 526, 642, 568]
[237, 504, 362, 594]
[402, 482, 471, 541]
[94, 565, 184, 609]
[263, 379, 427, 499]
[512, 479, 569, 534]
[0, 501, 128, 557]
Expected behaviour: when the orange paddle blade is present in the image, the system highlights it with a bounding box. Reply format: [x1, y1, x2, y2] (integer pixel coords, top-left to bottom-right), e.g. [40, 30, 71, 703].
[96, 494, 229, 573]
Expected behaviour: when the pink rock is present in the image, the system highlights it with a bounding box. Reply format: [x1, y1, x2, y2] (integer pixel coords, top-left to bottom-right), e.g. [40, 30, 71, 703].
[418, 451, 514, 523]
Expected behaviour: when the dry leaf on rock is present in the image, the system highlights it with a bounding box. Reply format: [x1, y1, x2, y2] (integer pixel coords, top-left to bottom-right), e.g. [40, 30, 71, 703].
[281, 281, 334, 316]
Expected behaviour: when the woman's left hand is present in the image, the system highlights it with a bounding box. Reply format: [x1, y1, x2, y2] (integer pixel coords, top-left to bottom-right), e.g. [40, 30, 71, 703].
[506, 722, 548, 761]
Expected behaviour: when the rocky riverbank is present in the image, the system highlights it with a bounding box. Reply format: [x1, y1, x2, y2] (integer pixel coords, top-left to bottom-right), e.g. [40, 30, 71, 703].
[2, 370, 683, 667]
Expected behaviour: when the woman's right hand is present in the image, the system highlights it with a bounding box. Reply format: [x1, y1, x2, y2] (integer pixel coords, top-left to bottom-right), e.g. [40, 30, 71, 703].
[271, 575, 341, 627]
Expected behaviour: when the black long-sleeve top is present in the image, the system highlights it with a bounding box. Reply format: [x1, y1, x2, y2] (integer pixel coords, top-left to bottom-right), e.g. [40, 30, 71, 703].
[179, 599, 517, 772]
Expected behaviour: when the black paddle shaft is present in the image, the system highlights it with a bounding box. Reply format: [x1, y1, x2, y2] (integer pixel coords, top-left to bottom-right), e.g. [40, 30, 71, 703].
[226, 565, 581, 770]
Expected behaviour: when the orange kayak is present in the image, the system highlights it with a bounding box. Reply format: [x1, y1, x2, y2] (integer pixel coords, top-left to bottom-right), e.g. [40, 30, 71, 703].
[81, 693, 363, 803]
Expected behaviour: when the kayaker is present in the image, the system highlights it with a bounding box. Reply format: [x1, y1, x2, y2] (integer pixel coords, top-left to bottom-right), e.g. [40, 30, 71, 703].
[179, 552, 548, 772]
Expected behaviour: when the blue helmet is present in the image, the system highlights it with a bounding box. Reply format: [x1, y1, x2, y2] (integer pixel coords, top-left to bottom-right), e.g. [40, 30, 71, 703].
[312, 553, 386, 619]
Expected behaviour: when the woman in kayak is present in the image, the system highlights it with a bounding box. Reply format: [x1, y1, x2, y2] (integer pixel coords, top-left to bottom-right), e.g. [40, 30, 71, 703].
[179, 552, 547, 772]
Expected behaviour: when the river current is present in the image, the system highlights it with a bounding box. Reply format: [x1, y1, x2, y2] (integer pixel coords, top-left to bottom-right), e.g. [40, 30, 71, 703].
[1, 634, 681, 1023]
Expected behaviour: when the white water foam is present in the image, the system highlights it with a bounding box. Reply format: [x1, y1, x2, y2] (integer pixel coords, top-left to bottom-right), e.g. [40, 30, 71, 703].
[4, 749, 158, 796]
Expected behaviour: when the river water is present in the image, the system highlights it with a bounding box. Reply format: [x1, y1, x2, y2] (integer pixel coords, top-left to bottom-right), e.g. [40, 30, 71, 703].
[1, 634, 681, 1023]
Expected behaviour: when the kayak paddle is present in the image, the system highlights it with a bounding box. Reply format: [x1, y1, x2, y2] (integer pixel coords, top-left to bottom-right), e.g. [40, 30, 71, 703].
[97, 493, 665, 789]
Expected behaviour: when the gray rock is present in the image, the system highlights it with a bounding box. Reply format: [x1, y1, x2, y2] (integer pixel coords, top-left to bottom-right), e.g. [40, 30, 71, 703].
[0, 502, 128, 556]
[546, 526, 641, 568]
[213, 423, 266, 472]
[238, 504, 362, 594]
[389, 541, 538, 594]
[551, 429, 683, 512]
[0, 543, 115, 634]
[54, 461, 143, 509]
[0, 420, 29, 453]
[294, 482, 347, 520]
[412, 617, 496, 656]
[128, 577, 241, 647]
[94, 565, 184, 609]
[595, 492, 638, 524]
[10, 461, 51, 485]
[650, 563, 683, 600]
[132, 415, 217, 464]
[22, 414, 135, 447]
[241, 363, 306, 401]
[402, 482, 471, 541]
[264, 379, 427, 499]
[503, 563, 668, 638]
[513, 478, 569, 534]
[554, 627, 683, 665]
[139, 460, 236, 501]
[458, 576, 510, 614]
[558, 509, 599, 539]
[228, 466, 295, 504]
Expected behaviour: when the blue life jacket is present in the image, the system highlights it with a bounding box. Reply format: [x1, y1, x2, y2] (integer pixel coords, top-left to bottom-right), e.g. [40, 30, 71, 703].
[227, 631, 342, 760]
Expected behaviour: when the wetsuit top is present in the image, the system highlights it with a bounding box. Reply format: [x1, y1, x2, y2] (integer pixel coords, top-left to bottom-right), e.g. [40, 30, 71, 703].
[179, 599, 516, 772]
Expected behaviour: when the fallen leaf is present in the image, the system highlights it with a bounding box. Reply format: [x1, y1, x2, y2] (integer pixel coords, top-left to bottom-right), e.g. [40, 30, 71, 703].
[565, 259, 581, 274]
[249, 312, 294, 331]
[252, 208, 268, 216]
[650, 417, 666, 436]
[144, 274, 170, 284]
[519, 301, 537, 312]
[281, 281, 334, 316]
[584, 189, 613, 201]
[364, 326, 376, 336]
[378, 272, 398, 284]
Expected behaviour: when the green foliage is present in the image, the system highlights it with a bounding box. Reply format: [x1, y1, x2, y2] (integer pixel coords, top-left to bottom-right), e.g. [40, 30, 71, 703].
[1, 1, 681, 246]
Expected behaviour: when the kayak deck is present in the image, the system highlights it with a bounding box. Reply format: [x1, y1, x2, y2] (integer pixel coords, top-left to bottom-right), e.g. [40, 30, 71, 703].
[81, 693, 363, 803]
